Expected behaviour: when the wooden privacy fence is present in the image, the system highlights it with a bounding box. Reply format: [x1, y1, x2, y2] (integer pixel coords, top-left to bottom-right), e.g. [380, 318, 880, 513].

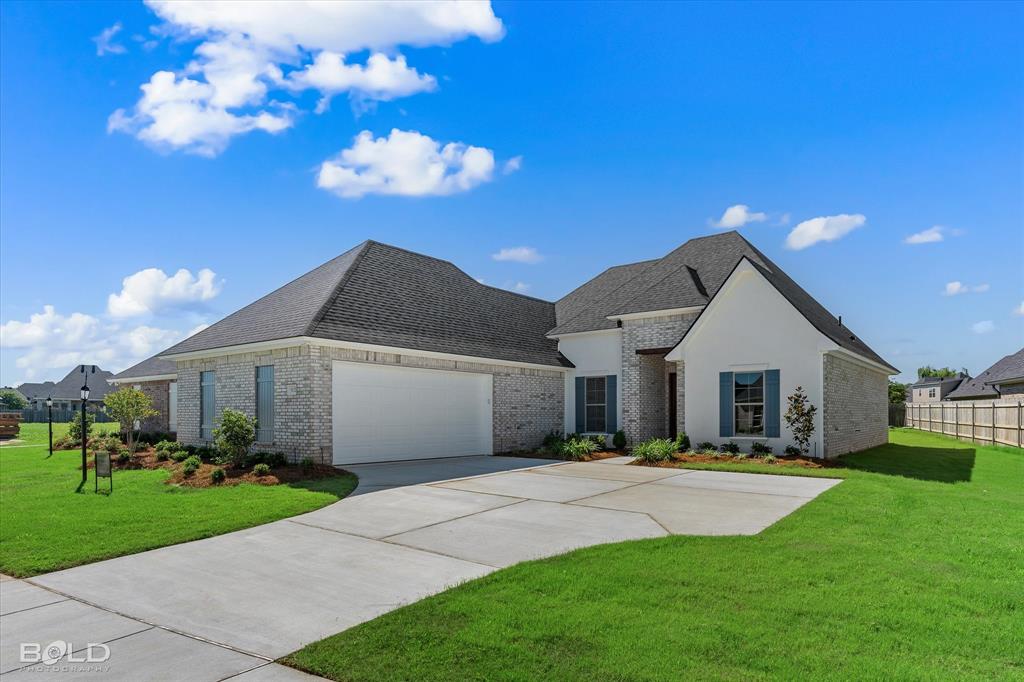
[904, 401, 1023, 449]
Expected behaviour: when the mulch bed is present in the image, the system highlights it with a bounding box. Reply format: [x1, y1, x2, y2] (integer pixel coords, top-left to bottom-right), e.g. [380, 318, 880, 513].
[633, 452, 840, 469]
[82, 447, 346, 488]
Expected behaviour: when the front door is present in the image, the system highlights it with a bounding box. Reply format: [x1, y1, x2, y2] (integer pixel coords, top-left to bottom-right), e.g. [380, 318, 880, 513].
[668, 372, 677, 439]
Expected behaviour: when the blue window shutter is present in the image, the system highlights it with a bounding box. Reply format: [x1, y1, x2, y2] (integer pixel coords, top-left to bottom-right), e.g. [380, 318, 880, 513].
[719, 372, 733, 437]
[605, 375, 617, 434]
[765, 369, 781, 438]
[575, 377, 585, 433]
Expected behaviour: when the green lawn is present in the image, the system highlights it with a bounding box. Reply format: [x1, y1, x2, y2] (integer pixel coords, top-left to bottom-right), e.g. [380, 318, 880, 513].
[285, 429, 1023, 680]
[0, 424, 357, 577]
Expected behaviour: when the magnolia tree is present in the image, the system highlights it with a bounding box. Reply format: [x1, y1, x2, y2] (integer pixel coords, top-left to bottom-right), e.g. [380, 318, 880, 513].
[104, 387, 158, 452]
[783, 386, 818, 456]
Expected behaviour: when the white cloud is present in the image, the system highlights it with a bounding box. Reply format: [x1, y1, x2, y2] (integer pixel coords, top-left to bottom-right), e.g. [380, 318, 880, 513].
[943, 281, 990, 296]
[108, 70, 294, 157]
[93, 22, 127, 56]
[503, 156, 522, 174]
[1015, 301, 1024, 317]
[776, 212, 791, 226]
[785, 214, 866, 250]
[111, 1, 503, 156]
[317, 129, 496, 198]
[492, 246, 542, 264]
[904, 226, 945, 244]
[108, 267, 222, 318]
[284, 52, 436, 113]
[713, 204, 768, 229]
[507, 281, 530, 294]
[1, 306, 189, 384]
[971, 320, 995, 335]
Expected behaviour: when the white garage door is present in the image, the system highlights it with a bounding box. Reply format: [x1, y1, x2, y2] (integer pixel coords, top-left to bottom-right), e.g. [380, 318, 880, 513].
[332, 361, 493, 465]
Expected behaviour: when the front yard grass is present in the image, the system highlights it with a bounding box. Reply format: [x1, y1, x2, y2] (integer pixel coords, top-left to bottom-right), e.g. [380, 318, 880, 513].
[0, 424, 357, 577]
[285, 429, 1023, 680]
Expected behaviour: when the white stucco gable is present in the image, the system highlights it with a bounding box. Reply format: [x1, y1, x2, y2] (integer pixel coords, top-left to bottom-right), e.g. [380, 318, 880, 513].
[666, 258, 843, 456]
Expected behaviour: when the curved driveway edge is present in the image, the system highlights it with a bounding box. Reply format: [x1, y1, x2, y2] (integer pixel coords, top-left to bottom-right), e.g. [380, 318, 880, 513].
[10, 456, 840, 678]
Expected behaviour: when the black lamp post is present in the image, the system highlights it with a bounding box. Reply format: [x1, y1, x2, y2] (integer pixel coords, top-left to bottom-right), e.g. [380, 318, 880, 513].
[45, 397, 53, 457]
[79, 365, 95, 484]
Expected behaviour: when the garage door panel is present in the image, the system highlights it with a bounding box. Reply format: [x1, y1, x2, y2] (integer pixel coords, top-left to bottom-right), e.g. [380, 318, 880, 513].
[332, 361, 493, 465]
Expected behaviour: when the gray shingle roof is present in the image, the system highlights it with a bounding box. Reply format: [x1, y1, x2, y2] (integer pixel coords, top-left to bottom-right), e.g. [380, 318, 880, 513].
[17, 366, 116, 401]
[162, 241, 568, 368]
[112, 354, 178, 381]
[551, 231, 897, 372]
[946, 348, 1024, 400]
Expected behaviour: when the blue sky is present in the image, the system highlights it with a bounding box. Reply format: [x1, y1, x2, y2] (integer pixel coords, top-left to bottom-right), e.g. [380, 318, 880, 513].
[1, 0, 1021, 386]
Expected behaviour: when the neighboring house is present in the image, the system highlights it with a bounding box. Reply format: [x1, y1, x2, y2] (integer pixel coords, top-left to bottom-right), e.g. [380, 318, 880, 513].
[945, 348, 1024, 401]
[109, 355, 179, 434]
[908, 374, 967, 403]
[151, 232, 895, 464]
[16, 365, 115, 411]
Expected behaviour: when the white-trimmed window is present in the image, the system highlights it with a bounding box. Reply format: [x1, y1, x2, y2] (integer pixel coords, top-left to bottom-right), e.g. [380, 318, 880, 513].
[585, 376, 606, 432]
[734, 371, 765, 436]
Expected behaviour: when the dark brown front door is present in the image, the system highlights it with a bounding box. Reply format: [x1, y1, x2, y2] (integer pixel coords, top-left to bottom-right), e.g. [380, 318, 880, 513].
[668, 372, 677, 439]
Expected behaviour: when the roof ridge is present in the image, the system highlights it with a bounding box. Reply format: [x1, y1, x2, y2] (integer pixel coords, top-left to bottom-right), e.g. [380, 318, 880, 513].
[304, 241, 374, 337]
[362, 240, 556, 305]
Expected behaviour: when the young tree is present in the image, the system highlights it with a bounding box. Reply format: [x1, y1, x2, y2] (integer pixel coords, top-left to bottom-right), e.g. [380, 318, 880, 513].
[917, 366, 961, 379]
[0, 389, 27, 411]
[888, 380, 908, 404]
[104, 387, 158, 453]
[783, 386, 818, 456]
[213, 409, 256, 467]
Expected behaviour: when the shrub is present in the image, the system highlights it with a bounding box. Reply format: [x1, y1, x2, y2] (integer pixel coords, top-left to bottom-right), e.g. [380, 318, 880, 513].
[701, 447, 719, 456]
[672, 433, 691, 452]
[763, 454, 777, 464]
[562, 437, 599, 460]
[181, 455, 201, 476]
[210, 467, 226, 484]
[0, 388, 28, 410]
[589, 435, 606, 450]
[213, 409, 256, 467]
[719, 441, 740, 454]
[734, 452, 749, 459]
[115, 446, 131, 463]
[784, 445, 802, 457]
[750, 442, 773, 456]
[170, 449, 190, 462]
[612, 430, 627, 450]
[632, 438, 675, 462]
[154, 450, 169, 462]
[252, 463, 271, 476]
[154, 439, 176, 453]
[542, 432, 564, 449]
[193, 445, 214, 461]
[697, 441, 716, 451]
[137, 431, 173, 446]
[300, 456, 315, 469]
[67, 411, 95, 443]
[249, 452, 288, 468]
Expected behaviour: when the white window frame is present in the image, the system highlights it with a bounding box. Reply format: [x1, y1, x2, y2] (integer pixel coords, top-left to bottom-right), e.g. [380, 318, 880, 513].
[584, 376, 607, 433]
[734, 371, 765, 437]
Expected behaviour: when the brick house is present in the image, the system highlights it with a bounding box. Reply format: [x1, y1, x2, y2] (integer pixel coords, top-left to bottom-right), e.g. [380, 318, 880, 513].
[944, 348, 1024, 401]
[136, 231, 894, 463]
[109, 355, 178, 434]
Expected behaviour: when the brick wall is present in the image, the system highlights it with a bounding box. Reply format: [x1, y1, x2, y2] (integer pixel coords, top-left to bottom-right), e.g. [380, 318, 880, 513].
[822, 353, 888, 457]
[131, 380, 171, 433]
[177, 343, 564, 463]
[620, 312, 698, 443]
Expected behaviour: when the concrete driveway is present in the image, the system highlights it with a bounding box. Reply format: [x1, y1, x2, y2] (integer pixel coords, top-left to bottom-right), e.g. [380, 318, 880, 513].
[3, 456, 840, 680]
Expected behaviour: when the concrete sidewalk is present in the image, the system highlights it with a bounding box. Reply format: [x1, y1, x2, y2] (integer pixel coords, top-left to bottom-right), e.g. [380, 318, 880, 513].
[4, 457, 840, 679]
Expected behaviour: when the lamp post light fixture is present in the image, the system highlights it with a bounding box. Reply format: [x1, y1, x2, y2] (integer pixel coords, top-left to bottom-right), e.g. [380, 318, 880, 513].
[79, 365, 95, 485]
[45, 397, 53, 457]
